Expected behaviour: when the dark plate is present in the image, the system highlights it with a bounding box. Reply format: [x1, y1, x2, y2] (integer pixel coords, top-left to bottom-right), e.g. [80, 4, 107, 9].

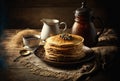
[34, 45, 96, 68]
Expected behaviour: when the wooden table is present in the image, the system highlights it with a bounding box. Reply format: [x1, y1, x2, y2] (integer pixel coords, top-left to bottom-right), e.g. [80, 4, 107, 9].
[0, 29, 62, 81]
[0, 29, 120, 81]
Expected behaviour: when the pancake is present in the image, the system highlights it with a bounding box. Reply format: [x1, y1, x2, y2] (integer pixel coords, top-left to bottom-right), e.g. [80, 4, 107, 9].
[44, 33, 86, 62]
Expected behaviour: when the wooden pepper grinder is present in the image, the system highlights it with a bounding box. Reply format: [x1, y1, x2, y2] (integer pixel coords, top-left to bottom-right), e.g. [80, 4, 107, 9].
[71, 1, 104, 47]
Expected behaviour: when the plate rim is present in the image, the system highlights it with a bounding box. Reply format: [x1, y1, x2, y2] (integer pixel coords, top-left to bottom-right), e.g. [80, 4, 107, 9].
[34, 45, 96, 66]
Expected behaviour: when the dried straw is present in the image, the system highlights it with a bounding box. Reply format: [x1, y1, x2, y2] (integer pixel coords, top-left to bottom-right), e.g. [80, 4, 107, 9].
[9, 29, 40, 48]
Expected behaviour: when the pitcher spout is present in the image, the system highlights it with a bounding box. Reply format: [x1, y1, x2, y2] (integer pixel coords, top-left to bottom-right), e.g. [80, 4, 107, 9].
[40, 19, 47, 24]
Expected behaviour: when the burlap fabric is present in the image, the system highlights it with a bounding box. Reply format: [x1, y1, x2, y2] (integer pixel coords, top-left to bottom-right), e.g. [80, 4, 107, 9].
[7, 28, 119, 81]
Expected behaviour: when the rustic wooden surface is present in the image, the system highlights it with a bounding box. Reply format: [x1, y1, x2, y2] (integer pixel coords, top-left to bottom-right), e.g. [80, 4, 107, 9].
[0, 29, 61, 81]
[0, 29, 120, 81]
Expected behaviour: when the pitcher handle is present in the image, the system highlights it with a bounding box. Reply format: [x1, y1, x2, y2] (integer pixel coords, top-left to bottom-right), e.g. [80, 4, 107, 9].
[60, 22, 67, 32]
[92, 16, 105, 40]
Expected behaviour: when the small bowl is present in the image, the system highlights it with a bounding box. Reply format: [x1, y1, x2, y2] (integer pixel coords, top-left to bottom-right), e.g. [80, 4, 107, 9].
[22, 35, 41, 48]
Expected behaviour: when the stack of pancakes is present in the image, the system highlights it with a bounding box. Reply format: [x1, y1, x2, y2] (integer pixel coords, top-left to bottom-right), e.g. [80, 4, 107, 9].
[44, 33, 87, 62]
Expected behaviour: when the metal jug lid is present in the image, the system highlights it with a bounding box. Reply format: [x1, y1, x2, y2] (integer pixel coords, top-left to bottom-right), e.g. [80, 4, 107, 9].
[75, 1, 92, 16]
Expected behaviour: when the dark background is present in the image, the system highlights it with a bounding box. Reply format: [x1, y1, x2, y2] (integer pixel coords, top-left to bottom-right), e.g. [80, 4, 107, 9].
[1, 0, 119, 30]
[1, 0, 119, 37]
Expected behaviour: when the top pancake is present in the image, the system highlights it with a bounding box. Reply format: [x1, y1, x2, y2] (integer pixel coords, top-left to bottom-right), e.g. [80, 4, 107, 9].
[45, 34, 84, 47]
